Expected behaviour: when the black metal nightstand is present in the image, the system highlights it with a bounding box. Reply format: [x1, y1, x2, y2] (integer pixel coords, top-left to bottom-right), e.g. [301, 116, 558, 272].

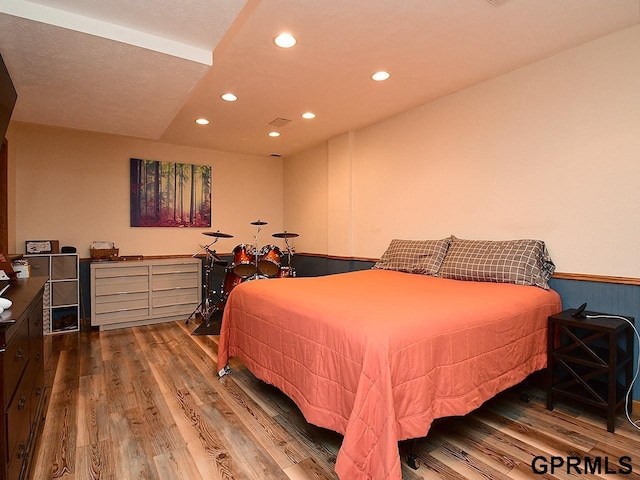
[547, 309, 635, 433]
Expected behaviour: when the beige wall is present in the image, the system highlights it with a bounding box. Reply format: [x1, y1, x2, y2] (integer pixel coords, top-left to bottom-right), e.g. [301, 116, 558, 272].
[284, 26, 640, 277]
[282, 141, 329, 255]
[327, 132, 354, 256]
[9, 123, 284, 258]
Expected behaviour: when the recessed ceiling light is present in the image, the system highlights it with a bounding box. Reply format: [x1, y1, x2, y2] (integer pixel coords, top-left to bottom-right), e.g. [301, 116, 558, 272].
[301, 112, 316, 119]
[274, 33, 296, 48]
[268, 131, 281, 137]
[221, 93, 237, 102]
[371, 71, 390, 81]
[195, 118, 210, 125]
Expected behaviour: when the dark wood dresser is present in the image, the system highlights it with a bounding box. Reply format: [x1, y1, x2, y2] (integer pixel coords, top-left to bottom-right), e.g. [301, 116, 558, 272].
[0, 277, 47, 480]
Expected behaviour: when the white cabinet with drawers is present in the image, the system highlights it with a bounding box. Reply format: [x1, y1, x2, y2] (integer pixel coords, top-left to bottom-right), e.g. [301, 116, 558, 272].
[90, 258, 201, 331]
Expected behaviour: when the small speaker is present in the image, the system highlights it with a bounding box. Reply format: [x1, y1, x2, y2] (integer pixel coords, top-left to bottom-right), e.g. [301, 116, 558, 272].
[61, 246, 76, 253]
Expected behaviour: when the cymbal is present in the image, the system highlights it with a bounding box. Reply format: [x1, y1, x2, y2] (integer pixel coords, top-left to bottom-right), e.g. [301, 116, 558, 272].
[251, 220, 268, 225]
[203, 231, 233, 238]
[273, 231, 299, 238]
[199, 245, 224, 262]
[207, 251, 223, 262]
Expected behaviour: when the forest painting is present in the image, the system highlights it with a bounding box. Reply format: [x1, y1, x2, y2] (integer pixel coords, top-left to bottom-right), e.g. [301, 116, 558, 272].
[130, 158, 211, 227]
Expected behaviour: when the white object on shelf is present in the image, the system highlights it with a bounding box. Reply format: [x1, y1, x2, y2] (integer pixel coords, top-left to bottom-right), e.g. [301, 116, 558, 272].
[91, 241, 114, 249]
[12, 265, 30, 278]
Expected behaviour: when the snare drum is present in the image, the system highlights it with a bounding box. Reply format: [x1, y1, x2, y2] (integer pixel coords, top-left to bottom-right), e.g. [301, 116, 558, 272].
[232, 244, 256, 278]
[222, 267, 242, 299]
[258, 244, 282, 277]
[278, 266, 296, 278]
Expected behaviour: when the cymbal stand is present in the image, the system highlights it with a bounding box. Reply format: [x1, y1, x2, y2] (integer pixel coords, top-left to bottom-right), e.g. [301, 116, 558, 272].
[186, 238, 224, 325]
[191, 239, 217, 258]
[251, 222, 262, 279]
[283, 236, 296, 276]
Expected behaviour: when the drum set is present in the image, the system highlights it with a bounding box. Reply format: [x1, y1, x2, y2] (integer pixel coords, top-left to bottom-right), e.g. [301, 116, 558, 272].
[188, 219, 299, 331]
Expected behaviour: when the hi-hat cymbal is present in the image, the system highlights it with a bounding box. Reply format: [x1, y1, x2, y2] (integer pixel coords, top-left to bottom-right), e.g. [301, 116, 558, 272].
[207, 251, 223, 262]
[273, 231, 299, 238]
[251, 220, 268, 225]
[203, 231, 234, 238]
[198, 246, 226, 266]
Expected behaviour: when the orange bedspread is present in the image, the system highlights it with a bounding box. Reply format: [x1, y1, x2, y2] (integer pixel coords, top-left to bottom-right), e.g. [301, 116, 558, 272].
[217, 269, 562, 480]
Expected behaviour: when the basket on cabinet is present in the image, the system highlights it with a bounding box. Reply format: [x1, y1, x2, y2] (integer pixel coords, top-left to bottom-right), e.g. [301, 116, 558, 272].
[90, 248, 119, 260]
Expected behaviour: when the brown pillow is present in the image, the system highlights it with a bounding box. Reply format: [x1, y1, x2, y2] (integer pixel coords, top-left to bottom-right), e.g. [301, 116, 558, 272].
[373, 238, 451, 275]
[439, 236, 555, 289]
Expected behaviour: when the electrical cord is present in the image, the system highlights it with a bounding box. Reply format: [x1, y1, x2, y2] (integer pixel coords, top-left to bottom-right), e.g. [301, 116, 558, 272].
[586, 314, 640, 431]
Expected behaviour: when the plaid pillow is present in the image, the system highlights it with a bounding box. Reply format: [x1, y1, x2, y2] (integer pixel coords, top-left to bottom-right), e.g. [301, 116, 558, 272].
[373, 238, 451, 275]
[439, 237, 555, 289]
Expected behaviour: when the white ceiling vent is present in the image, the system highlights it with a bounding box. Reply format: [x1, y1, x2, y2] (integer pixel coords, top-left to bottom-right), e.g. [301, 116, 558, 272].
[268, 117, 292, 127]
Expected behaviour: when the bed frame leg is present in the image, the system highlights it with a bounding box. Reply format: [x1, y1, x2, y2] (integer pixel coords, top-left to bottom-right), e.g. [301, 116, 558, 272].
[407, 439, 420, 470]
[519, 378, 531, 402]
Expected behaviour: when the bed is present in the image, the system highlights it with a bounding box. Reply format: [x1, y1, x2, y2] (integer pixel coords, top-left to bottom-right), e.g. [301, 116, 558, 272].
[217, 237, 562, 480]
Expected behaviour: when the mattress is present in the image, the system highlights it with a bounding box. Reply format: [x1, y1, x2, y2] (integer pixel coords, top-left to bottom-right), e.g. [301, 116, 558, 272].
[217, 269, 562, 480]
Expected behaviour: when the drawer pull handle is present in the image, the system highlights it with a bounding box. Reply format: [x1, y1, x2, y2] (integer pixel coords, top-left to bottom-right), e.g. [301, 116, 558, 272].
[96, 289, 148, 296]
[153, 286, 195, 292]
[17, 442, 26, 459]
[97, 274, 148, 279]
[15, 348, 25, 360]
[18, 395, 26, 410]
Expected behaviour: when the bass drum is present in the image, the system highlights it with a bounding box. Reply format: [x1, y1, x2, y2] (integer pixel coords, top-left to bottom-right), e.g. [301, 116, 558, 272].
[258, 244, 282, 277]
[222, 267, 243, 299]
[232, 244, 256, 278]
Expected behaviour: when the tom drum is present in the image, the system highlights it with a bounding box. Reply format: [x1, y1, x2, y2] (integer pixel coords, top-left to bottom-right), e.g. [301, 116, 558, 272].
[232, 244, 256, 278]
[258, 244, 282, 277]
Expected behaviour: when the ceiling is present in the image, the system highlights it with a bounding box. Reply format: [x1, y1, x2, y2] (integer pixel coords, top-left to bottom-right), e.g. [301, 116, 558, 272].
[0, 0, 638, 158]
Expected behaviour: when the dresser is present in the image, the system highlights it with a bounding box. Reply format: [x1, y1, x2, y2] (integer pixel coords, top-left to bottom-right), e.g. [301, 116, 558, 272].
[90, 258, 202, 330]
[0, 276, 47, 480]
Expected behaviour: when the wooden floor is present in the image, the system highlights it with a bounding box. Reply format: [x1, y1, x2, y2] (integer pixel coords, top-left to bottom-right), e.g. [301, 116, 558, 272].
[30, 320, 640, 480]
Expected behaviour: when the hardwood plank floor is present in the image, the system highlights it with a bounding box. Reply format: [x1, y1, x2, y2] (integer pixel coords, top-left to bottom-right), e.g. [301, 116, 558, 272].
[30, 321, 640, 479]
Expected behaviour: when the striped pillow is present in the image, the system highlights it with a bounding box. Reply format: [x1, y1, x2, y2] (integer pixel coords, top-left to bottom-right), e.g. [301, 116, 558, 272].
[373, 238, 451, 275]
[439, 236, 555, 289]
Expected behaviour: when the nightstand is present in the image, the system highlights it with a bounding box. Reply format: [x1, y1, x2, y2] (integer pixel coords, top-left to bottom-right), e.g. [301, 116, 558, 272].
[547, 309, 635, 433]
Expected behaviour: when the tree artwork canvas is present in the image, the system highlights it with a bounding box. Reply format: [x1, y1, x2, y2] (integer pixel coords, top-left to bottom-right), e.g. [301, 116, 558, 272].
[130, 158, 211, 227]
